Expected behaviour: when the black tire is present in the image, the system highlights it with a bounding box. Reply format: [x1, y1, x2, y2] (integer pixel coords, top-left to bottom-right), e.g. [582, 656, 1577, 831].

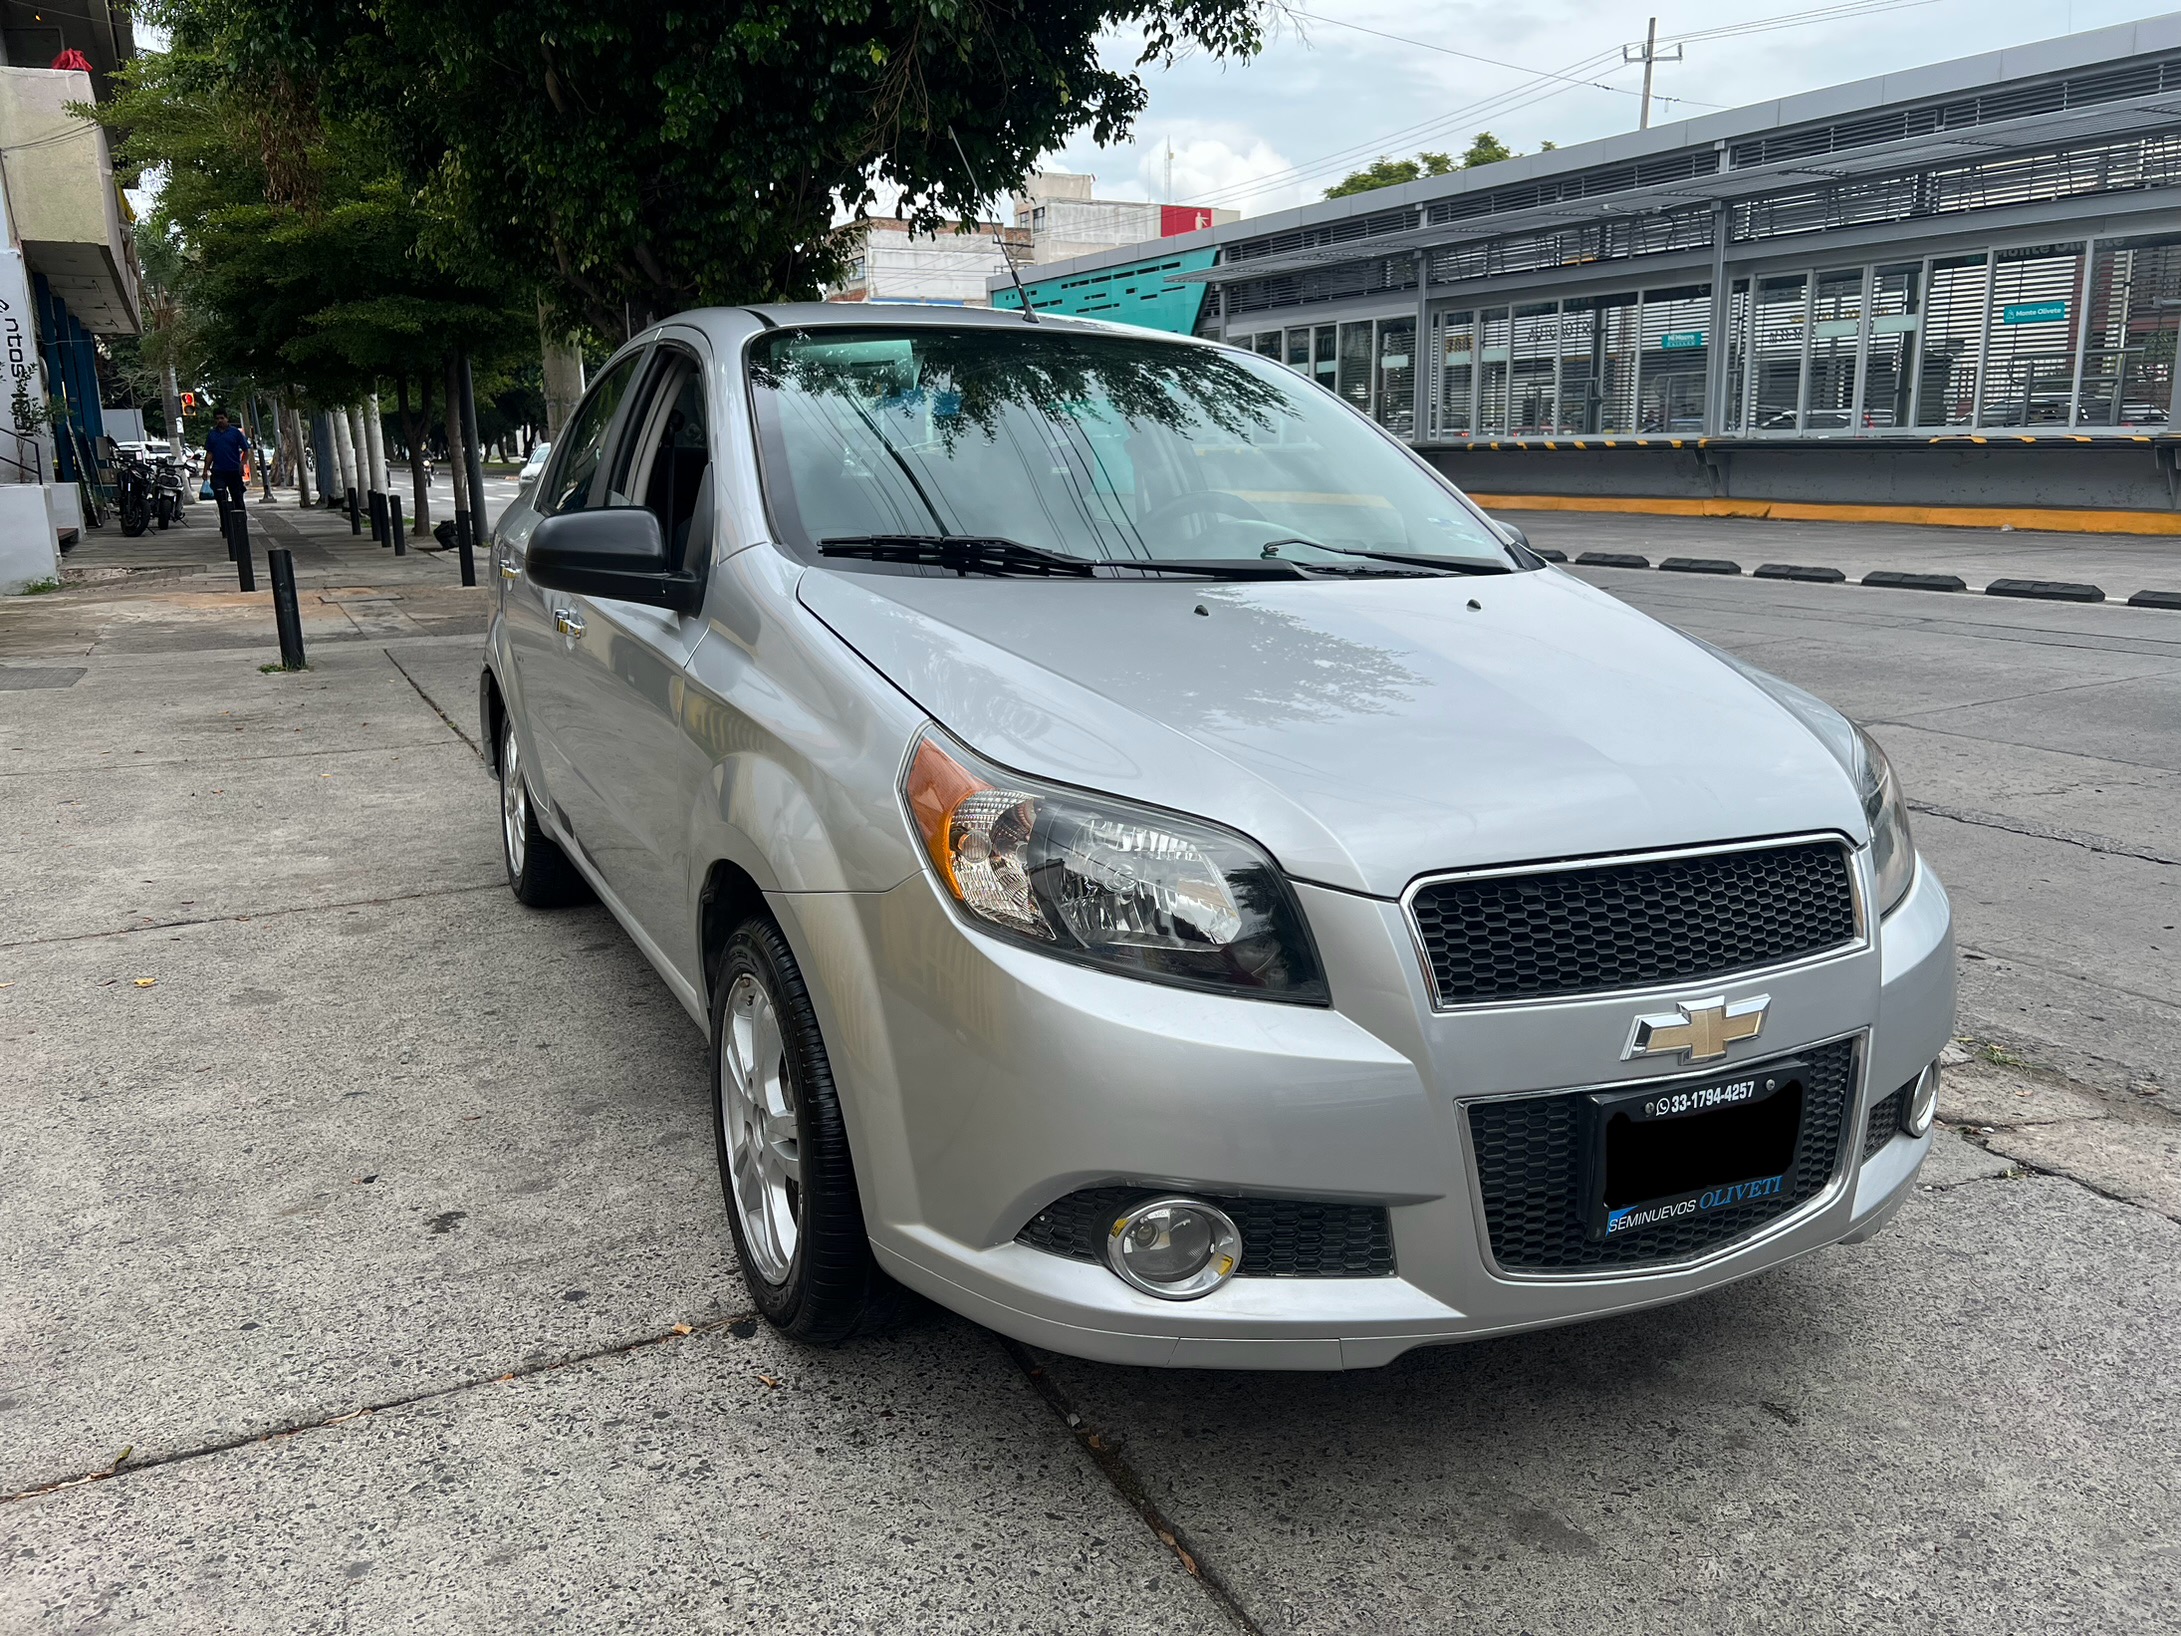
[711, 916, 902, 1344]
[119, 488, 149, 537]
[497, 714, 591, 907]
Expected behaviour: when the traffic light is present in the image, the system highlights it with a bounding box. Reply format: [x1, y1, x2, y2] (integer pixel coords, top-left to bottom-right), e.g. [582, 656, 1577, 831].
[181, 391, 196, 408]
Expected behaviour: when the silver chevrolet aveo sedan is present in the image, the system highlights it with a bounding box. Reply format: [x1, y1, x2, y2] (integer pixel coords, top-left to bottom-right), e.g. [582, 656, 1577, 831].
[481, 304, 1954, 1369]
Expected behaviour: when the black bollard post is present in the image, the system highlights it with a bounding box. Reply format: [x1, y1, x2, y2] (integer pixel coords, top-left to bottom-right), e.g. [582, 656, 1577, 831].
[228, 507, 256, 593]
[346, 486, 361, 534]
[390, 493, 406, 556]
[268, 548, 306, 669]
[456, 505, 476, 588]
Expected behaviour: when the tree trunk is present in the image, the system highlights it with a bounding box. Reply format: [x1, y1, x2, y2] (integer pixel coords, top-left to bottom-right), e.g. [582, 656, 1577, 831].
[330, 407, 357, 498]
[398, 375, 431, 531]
[540, 300, 585, 439]
[443, 356, 469, 539]
[161, 364, 184, 459]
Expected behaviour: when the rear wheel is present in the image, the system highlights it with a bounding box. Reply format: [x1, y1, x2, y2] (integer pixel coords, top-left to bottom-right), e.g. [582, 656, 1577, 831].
[118, 484, 149, 537]
[497, 715, 590, 907]
[713, 917, 901, 1343]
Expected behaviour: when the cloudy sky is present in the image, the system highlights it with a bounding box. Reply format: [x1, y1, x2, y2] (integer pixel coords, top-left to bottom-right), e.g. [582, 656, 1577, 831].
[1041, 0, 2181, 217]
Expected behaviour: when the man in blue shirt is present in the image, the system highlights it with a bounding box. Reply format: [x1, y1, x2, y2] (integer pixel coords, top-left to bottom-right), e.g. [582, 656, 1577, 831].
[205, 409, 251, 534]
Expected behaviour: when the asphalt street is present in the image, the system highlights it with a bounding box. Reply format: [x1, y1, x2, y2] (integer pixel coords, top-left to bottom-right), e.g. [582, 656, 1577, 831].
[1, 504, 2175, 1633]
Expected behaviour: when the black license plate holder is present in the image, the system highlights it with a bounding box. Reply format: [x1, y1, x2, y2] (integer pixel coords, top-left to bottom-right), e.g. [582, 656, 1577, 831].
[1582, 1059, 1807, 1242]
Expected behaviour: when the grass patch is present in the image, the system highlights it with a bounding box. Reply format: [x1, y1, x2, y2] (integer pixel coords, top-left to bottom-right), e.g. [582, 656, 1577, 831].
[259, 662, 310, 674]
[18, 576, 62, 595]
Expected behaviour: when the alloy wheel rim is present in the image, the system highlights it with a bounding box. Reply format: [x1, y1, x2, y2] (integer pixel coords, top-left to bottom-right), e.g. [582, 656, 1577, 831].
[720, 972, 801, 1284]
[500, 727, 527, 876]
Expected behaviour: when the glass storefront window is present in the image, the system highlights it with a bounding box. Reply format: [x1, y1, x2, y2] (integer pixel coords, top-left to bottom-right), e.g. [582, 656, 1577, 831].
[1915, 254, 1988, 426]
[2077, 236, 2180, 428]
[1637, 285, 1709, 433]
[1285, 328, 1312, 375]
[1805, 268, 1865, 430]
[1723, 280, 1752, 432]
[1862, 264, 1921, 429]
[1337, 322, 1374, 412]
[1434, 309, 1474, 436]
[1478, 307, 1511, 432]
[1752, 275, 1809, 430]
[1509, 302, 1559, 434]
[1375, 317, 1416, 436]
[1980, 243, 2083, 427]
[1253, 332, 1282, 360]
[1313, 325, 1338, 391]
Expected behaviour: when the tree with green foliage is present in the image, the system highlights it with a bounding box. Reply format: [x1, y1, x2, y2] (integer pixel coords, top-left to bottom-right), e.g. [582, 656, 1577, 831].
[1325, 131, 1536, 199]
[100, 7, 538, 518]
[248, 0, 1271, 340]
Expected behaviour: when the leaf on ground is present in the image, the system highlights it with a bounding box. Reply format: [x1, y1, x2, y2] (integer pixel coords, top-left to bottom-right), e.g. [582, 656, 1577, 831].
[757, 1374, 781, 1389]
[670, 1323, 692, 1336]
[133, 977, 156, 988]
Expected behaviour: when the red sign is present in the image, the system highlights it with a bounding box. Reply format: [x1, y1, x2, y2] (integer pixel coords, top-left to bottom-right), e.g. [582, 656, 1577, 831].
[1161, 205, 1215, 237]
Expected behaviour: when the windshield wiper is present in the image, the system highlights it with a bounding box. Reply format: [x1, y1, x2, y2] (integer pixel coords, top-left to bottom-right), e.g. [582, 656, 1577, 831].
[1091, 557, 1313, 581]
[821, 536, 1314, 582]
[1259, 538, 1515, 576]
[819, 535, 1096, 577]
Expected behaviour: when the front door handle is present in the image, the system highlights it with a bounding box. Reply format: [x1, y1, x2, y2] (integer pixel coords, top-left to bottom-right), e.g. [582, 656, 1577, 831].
[553, 607, 586, 639]
[499, 554, 519, 580]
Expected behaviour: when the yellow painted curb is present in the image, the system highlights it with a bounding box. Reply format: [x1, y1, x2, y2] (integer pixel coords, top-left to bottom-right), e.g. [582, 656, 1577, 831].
[1464, 493, 2181, 536]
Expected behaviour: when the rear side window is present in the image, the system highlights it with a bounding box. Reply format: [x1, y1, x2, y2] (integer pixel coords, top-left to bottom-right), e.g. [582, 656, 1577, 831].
[539, 355, 639, 515]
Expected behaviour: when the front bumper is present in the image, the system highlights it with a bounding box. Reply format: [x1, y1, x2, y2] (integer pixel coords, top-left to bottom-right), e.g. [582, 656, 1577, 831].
[782, 855, 1954, 1369]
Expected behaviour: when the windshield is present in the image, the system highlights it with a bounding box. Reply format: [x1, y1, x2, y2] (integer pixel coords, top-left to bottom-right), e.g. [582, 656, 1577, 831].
[747, 325, 1517, 573]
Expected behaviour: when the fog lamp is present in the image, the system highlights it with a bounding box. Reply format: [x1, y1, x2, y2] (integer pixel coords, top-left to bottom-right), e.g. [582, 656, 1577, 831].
[1907, 1062, 1940, 1137]
[1104, 1198, 1242, 1301]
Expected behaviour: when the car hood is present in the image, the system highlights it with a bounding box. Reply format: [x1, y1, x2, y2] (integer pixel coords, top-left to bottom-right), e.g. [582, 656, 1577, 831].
[797, 564, 1868, 898]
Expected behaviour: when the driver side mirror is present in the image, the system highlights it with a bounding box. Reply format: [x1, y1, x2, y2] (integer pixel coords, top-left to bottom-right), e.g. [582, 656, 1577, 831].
[526, 508, 703, 613]
[1496, 520, 1532, 552]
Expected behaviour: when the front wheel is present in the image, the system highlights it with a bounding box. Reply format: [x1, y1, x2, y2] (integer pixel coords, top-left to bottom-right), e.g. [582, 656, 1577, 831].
[118, 486, 149, 537]
[712, 917, 901, 1344]
[497, 714, 590, 907]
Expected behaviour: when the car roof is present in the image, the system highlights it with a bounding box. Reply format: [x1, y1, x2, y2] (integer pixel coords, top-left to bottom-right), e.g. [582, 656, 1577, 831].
[651, 301, 1214, 352]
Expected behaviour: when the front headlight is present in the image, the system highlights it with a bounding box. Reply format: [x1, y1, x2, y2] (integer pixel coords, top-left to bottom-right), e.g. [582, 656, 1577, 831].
[1854, 726, 1916, 917]
[902, 728, 1328, 1004]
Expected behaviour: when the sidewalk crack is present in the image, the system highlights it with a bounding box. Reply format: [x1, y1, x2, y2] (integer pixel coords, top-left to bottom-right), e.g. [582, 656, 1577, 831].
[0, 1312, 753, 1507]
[0, 882, 504, 949]
[1003, 1339, 1265, 1635]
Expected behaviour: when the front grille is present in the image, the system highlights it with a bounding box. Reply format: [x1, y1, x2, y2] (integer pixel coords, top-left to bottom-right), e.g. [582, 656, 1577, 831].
[1466, 1039, 1855, 1273]
[1862, 1079, 1915, 1159]
[1409, 839, 1858, 1006]
[1017, 1188, 1394, 1278]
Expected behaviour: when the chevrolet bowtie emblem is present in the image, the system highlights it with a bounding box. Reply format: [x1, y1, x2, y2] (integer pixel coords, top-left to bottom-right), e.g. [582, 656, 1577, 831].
[1623, 994, 1770, 1064]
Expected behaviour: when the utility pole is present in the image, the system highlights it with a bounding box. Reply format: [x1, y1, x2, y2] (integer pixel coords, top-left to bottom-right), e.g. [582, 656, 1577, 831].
[1623, 18, 1683, 132]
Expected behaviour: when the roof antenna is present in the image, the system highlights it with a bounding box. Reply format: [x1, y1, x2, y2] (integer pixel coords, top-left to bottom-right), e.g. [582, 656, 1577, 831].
[948, 125, 1037, 323]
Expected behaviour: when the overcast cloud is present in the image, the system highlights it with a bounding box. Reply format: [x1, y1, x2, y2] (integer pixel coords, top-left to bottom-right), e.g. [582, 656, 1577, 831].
[1042, 0, 2181, 217]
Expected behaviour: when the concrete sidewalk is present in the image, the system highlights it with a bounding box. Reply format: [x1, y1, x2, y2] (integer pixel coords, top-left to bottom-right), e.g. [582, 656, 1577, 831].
[4, 510, 2176, 1633]
[0, 628, 1217, 1632]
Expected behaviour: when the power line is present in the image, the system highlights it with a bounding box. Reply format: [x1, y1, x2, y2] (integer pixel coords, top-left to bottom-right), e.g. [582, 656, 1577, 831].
[1175, 0, 1965, 211]
[1285, 8, 1723, 110]
[1175, 51, 1632, 206]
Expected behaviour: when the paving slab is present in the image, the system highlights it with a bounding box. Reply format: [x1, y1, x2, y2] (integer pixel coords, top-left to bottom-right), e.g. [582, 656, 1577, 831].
[1916, 1126, 2019, 1188]
[0, 1318, 1224, 1636]
[0, 883, 734, 1496]
[1031, 1177, 2181, 1636]
[1934, 1058, 2114, 1128]
[1984, 1119, 2181, 1221]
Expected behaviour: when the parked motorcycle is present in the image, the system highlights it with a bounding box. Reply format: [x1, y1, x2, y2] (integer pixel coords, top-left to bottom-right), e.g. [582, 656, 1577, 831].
[115, 448, 156, 537]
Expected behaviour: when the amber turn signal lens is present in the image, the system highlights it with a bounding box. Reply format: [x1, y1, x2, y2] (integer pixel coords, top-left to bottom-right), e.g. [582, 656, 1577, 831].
[905, 736, 990, 895]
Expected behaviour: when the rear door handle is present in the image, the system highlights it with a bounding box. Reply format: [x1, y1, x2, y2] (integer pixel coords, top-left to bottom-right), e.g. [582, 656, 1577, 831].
[553, 607, 586, 638]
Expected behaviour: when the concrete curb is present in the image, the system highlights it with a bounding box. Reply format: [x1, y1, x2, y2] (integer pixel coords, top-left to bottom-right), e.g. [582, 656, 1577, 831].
[1555, 555, 2181, 610]
[1985, 578, 2106, 603]
[1862, 571, 1969, 592]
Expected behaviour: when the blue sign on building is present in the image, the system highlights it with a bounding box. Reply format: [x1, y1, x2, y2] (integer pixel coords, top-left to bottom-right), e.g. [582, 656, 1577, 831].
[2001, 300, 2068, 325]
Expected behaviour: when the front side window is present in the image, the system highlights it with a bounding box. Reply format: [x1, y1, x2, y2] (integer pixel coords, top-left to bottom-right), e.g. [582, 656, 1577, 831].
[747, 326, 1514, 572]
[606, 352, 713, 570]
[538, 354, 639, 516]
